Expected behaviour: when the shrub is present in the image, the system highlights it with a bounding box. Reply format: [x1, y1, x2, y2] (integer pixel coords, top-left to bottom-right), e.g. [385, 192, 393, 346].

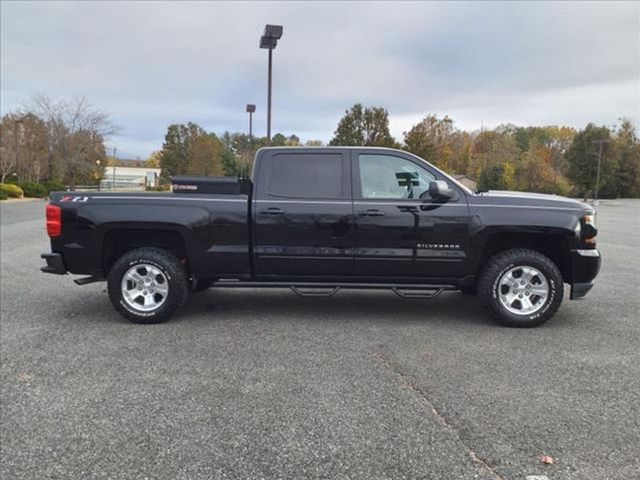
[0, 190, 7, 200]
[14, 181, 48, 198]
[146, 185, 170, 192]
[0, 183, 24, 198]
[42, 180, 67, 194]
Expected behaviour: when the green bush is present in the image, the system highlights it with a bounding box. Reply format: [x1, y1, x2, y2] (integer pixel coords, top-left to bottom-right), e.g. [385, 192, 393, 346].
[0, 190, 8, 200]
[0, 183, 24, 198]
[14, 182, 48, 198]
[42, 180, 67, 194]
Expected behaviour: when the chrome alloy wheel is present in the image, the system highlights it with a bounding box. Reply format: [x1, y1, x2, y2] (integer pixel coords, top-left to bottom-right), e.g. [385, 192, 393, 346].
[497, 265, 549, 315]
[121, 264, 169, 312]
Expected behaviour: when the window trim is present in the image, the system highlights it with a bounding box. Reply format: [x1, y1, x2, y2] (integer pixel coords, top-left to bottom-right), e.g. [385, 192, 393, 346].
[352, 152, 438, 201]
[263, 152, 350, 200]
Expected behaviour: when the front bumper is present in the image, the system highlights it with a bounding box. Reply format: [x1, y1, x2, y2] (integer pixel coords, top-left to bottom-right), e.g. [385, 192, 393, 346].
[41, 252, 67, 275]
[570, 249, 601, 300]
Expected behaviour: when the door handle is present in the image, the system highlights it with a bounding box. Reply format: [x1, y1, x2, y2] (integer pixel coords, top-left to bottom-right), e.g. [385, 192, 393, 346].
[358, 209, 385, 217]
[259, 207, 286, 215]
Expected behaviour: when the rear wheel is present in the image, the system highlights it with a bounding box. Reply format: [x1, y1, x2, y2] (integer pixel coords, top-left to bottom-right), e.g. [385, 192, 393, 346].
[107, 248, 188, 324]
[478, 249, 563, 327]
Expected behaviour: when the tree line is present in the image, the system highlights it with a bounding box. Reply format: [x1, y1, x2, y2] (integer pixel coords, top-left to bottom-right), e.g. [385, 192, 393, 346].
[3, 95, 638, 199]
[157, 103, 639, 198]
[328, 104, 640, 198]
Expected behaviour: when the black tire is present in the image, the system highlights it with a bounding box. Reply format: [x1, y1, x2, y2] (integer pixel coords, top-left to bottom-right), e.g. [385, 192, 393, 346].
[107, 248, 188, 324]
[190, 279, 213, 292]
[478, 248, 563, 328]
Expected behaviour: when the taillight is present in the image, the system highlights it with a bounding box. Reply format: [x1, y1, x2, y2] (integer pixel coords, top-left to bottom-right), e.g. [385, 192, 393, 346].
[582, 213, 597, 244]
[46, 204, 62, 237]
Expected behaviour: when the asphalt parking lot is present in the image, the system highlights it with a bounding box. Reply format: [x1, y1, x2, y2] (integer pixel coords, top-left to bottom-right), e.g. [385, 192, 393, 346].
[1, 198, 639, 480]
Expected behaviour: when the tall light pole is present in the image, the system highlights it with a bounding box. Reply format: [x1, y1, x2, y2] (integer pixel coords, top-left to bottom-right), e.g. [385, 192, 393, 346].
[592, 139, 608, 203]
[14, 119, 23, 179]
[246, 104, 256, 178]
[260, 24, 283, 143]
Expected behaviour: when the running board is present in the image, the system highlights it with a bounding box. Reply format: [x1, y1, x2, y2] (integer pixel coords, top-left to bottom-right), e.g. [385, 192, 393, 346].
[291, 286, 340, 297]
[210, 280, 455, 298]
[391, 287, 443, 299]
[74, 276, 104, 286]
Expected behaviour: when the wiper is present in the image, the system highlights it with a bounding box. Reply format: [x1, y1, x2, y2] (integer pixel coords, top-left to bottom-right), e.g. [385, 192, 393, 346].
[475, 189, 488, 194]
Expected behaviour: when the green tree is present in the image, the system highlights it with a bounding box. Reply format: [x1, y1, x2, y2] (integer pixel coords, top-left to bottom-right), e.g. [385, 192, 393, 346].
[330, 103, 396, 147]
[159, 123, 205, 182]
[271, 133, 287, 146]
[478, 164, 513, 191]
[565, 124, 614, 199]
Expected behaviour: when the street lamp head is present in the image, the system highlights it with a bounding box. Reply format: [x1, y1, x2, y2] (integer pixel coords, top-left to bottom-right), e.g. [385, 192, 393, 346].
[260, 36, 277, 49]
[246, 104, 256, 113]
[264, 24, 283, 40]
[260, 24, 283, 49]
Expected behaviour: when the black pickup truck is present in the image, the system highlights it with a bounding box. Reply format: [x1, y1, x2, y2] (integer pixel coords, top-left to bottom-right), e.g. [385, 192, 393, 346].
[41, 147, 600, 327]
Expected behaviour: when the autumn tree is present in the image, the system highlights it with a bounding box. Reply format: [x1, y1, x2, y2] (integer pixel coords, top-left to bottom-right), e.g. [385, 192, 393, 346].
[145, 151, 161, 168]
[403, 115, 455, 169]
[186, 134, 223, 176]
[330, 103, 396, 147]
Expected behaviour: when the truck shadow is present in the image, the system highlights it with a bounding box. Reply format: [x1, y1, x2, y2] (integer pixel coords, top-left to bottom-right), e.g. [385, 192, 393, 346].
[180, 289, 493, 327]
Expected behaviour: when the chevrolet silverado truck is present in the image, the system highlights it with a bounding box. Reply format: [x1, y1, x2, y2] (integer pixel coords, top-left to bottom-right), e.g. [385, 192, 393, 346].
[41, 147, 601, 327]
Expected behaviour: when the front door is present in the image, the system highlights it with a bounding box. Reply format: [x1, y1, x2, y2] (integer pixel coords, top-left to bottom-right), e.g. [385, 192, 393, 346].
[352, 151, 470, 280]
[253, 149, 354, 278]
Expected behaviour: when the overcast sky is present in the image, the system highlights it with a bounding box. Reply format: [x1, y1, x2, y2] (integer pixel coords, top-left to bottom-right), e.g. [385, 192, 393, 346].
[2, 1, 639, 158]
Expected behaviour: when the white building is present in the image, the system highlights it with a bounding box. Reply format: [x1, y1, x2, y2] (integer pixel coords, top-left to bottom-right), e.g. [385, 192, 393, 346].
[100, 166, 161, 190]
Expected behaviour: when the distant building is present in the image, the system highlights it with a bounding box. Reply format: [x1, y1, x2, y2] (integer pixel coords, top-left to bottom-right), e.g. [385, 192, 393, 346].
[100, 166, 161, 190]
[452, 174, 477, 191]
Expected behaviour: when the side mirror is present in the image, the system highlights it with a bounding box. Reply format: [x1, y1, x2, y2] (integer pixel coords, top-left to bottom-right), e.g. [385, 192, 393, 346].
[428, 180, 454, 200]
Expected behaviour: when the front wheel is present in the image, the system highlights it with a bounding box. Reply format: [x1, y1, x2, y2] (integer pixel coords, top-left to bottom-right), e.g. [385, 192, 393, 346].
[107, 248, 188, 324]
[478, 249, 563, 327]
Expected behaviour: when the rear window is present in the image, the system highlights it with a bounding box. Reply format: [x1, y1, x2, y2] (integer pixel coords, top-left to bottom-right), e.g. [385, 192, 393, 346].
[266, 153, 345, 199]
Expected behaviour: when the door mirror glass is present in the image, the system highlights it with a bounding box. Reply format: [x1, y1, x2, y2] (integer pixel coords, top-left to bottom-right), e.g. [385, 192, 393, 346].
[428, 180, 454, 200]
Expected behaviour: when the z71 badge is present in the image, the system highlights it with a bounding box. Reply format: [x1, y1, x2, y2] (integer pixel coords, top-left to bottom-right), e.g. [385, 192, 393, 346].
[59, 195, 89, 203]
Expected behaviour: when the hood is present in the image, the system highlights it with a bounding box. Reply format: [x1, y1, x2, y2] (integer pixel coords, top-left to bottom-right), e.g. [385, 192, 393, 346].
[477, 190, 593, 211]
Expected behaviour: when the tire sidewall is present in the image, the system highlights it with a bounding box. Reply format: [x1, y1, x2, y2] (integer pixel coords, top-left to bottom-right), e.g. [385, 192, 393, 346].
[108, 250, 186, 323]
[490, 259, 560, 324]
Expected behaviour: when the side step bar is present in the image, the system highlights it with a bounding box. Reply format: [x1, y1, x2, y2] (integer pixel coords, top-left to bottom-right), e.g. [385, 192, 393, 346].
[210, 280, 456, 298]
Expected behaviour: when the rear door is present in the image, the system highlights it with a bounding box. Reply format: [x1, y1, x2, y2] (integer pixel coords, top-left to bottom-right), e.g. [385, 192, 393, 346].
[253, 149, 354, 278]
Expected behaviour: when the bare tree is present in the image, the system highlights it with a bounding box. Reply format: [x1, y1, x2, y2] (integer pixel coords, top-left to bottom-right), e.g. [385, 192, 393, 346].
[24, 95, 116, 187]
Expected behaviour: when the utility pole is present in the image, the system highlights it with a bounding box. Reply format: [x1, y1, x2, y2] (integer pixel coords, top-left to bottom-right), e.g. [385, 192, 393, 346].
[592, 139, 608, 204]
[14, 119, 23, 179]
[112, 147, 117, 190]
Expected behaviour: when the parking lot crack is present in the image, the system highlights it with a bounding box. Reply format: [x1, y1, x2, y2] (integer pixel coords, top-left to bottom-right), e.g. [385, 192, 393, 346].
[374, 352, 506, 480]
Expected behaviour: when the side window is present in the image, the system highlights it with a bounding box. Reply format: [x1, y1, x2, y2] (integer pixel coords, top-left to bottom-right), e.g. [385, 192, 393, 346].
[358, 154, 435, 199]
[266, 153, 344, 199]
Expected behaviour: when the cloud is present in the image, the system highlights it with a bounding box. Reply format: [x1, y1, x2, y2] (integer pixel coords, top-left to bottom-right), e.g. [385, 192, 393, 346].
[2, 1, 638, 158]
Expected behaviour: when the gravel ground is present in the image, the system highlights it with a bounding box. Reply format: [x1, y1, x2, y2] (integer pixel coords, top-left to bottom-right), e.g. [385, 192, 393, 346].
[1, 198, 639, 479]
